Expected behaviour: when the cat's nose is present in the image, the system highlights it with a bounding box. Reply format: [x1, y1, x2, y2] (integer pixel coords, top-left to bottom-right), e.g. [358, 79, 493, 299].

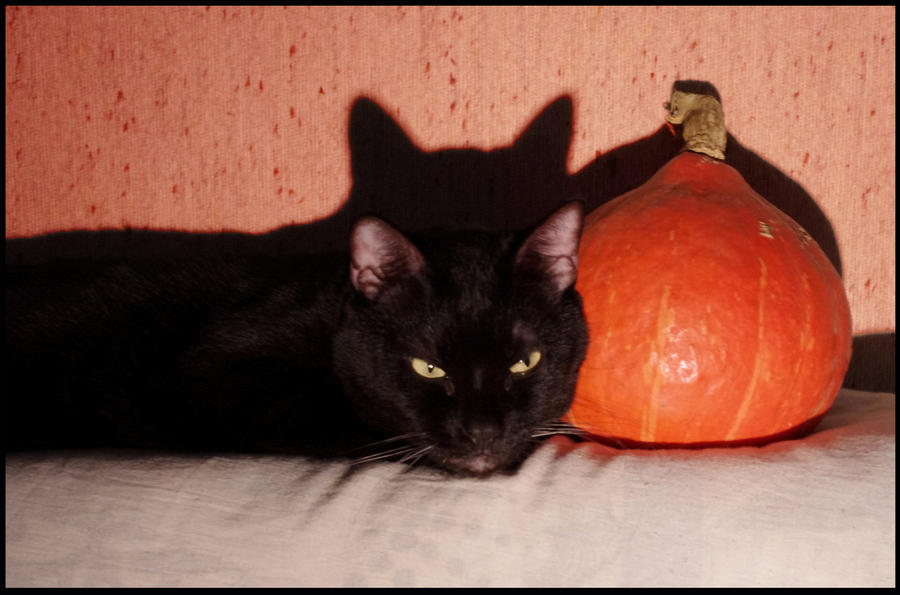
[464, 419, 501, 450]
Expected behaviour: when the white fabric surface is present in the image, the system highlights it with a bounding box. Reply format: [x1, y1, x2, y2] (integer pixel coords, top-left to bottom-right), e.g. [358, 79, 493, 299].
[6, 388, 895, 587]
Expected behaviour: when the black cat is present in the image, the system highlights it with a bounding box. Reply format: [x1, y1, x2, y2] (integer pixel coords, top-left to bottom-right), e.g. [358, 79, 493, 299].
[5, 98, 588, 477]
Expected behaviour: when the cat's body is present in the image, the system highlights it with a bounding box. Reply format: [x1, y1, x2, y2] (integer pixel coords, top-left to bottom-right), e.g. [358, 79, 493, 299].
[6, 205, 587, 476]
[5, 98, 588, 476]
[6, 252, 359, 456]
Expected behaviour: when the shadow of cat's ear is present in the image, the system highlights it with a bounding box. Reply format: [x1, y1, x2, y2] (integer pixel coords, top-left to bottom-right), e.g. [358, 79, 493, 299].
[348, 97, 419, 173]
[512, 96, 573, 165]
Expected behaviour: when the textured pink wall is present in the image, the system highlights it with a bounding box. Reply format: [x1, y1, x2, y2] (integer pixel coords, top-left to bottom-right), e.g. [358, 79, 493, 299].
[5, 6, 894, 334]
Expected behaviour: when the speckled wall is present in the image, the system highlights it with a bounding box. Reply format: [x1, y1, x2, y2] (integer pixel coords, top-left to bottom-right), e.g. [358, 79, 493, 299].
[5, 6, 894, 337]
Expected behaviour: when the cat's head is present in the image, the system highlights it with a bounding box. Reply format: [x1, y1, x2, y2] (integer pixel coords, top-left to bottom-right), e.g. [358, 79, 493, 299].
[332, 202, 588, 476]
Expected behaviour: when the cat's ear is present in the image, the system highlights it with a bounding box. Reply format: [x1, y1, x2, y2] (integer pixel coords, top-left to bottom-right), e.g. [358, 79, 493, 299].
[349, 97, 419, 175]
[514, 201, 583, 296]
[350, 217, 425, 300]
[512, 96, 572, 167]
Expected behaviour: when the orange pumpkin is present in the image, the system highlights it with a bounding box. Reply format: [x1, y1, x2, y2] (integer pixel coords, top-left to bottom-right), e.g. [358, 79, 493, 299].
[565, 87, 852, 447]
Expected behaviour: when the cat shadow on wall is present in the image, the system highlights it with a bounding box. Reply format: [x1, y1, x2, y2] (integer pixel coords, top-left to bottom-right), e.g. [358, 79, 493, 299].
[5, 95, 578, 264]
[6, 87, 892, 392]
[283, 94, 579, 252]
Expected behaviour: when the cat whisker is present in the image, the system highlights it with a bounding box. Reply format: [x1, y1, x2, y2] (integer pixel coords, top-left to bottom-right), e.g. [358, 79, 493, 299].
[568, 432, 630, 449]
[531, 421, 635, 448]
[349, 431, 437, 468]
[531, 421, 585, 439]
[544, 420, 581, 427]
[349, 432, 427, 454]
[351, 444, 419, 466]
[399, 445, 434, 466]
[533, 420, 633, 449]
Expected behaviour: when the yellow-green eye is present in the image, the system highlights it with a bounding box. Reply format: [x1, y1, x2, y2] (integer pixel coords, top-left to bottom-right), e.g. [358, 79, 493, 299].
[411, 357, 447, 379]
[510, 350, 541, 374]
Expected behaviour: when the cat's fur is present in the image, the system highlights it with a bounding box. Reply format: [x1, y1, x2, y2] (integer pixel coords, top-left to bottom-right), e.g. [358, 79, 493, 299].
[5, 99, 588, 477]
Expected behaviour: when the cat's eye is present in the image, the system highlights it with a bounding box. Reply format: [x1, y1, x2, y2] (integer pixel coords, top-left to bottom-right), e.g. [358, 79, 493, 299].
[411, 357, 447, 379]
[509, 350, 541, 375]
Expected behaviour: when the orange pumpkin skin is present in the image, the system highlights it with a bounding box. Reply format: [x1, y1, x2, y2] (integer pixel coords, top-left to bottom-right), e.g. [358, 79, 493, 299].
[566, 151, 852, 447]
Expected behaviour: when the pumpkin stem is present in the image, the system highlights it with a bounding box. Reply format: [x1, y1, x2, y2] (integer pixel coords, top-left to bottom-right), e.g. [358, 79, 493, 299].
[664, 90, 727, 160]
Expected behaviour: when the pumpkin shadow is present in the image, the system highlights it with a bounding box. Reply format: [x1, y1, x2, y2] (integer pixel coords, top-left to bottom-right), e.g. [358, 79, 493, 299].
[845, 333, 895, 393]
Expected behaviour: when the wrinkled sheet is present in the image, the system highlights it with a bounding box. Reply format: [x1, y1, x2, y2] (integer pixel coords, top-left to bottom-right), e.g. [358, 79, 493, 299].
[6, 388, 894, 587]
